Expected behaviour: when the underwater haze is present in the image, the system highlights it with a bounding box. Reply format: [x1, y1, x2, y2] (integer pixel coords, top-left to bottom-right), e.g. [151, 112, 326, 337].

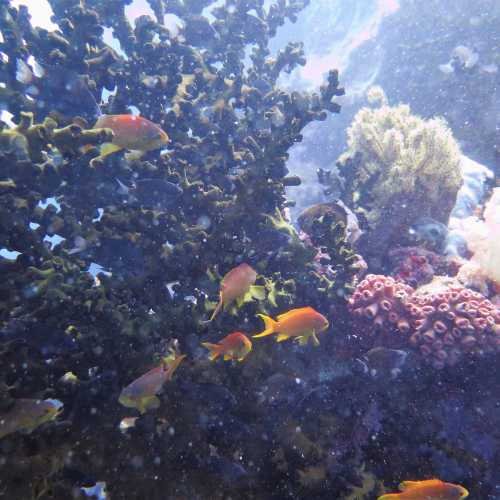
[1, 0, 499, 499]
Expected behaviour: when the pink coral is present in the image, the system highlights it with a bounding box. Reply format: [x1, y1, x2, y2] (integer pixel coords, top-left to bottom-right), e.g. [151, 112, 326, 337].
[407, 284, 500, 369]
[348, 274, 500, 369]
[347, 274, 414, 346]
[388, 246, 460, 287]
[455, 188, 500, 293]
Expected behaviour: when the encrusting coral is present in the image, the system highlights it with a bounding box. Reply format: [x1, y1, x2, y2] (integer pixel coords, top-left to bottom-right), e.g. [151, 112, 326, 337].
[348, 274, 414, 347]
[348, 274, 500, 369]
[338, 87, 463, 266]
[407, 279, 500, 369]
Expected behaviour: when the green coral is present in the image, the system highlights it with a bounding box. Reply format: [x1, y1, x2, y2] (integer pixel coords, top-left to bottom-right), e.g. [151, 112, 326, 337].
[308, 213, 361, 299]
[338, 87, 463, 264]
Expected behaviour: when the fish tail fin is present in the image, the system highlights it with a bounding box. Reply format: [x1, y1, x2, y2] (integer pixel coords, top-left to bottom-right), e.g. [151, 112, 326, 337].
[162, 354, 186, 381]
[201, 342, 221, 361]
[209, 298, 223, 321]
[253, 314, 277, 338]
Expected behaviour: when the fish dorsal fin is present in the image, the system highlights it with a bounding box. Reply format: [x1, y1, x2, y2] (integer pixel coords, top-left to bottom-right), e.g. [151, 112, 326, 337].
[278, 307, 315, 321]
[399, 479, 441, 491]
[277, 310, 296, 321]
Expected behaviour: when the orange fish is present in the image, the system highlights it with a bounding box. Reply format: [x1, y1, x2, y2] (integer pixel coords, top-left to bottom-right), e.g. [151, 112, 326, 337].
[118, 352, 185, 414]
[209, 263, 264, 321]
[93, 114, 169, 159]
[202, 332, 252, 362]
[253, 307, 329, 346]
[378, 479, 469, 499]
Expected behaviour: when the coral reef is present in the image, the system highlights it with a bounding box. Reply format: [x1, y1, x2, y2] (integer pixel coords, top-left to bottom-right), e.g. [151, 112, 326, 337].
[0, 1, 371, 498]
[337, 91, 463, 267]
[0, 1, 499, 499]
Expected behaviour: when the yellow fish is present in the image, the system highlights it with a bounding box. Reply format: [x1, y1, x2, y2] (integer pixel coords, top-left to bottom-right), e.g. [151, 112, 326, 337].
[253, 306, 329, 346]
[378, 479, 469, 499]
[118, 352, 185, 414]
[0, 398, 63, 439]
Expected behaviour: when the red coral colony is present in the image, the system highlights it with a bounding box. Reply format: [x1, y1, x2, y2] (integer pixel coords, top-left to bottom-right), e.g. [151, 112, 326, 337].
[349, 274, 500, 369]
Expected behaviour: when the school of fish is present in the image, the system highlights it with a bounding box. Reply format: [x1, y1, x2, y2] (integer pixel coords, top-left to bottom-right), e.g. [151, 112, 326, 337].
[0, 114, 472, 498]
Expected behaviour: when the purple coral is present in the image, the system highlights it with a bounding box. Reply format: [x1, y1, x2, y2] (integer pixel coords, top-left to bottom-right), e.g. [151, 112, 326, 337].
[347, 274, 414, 346]
[388, 246, 460, 287]
[348, 274, 500, 369]
[407, 285, 500, 369]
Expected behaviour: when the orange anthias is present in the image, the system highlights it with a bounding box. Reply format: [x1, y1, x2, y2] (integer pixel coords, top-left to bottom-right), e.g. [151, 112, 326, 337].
[201, 332, 253, 362]
[209, 263, 264, 321]
[253, 306, 329, 346]
[378, 479, 469, 499]
[93, 114, 169, 157]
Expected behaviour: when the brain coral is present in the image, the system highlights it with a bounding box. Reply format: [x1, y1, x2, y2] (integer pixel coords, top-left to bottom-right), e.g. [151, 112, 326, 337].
[338, 88, 463, 265]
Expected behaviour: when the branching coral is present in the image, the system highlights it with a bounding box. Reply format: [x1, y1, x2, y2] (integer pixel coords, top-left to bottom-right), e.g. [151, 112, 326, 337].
[0, 0, 350, 497]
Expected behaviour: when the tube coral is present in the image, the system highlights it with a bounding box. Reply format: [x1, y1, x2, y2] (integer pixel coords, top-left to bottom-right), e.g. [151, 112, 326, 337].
[348, 274, 500, 368]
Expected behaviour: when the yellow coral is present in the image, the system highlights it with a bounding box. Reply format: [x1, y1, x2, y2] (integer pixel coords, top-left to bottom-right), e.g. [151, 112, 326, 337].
[341, 89, 463, 249]
[347, 103, 462, 211]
